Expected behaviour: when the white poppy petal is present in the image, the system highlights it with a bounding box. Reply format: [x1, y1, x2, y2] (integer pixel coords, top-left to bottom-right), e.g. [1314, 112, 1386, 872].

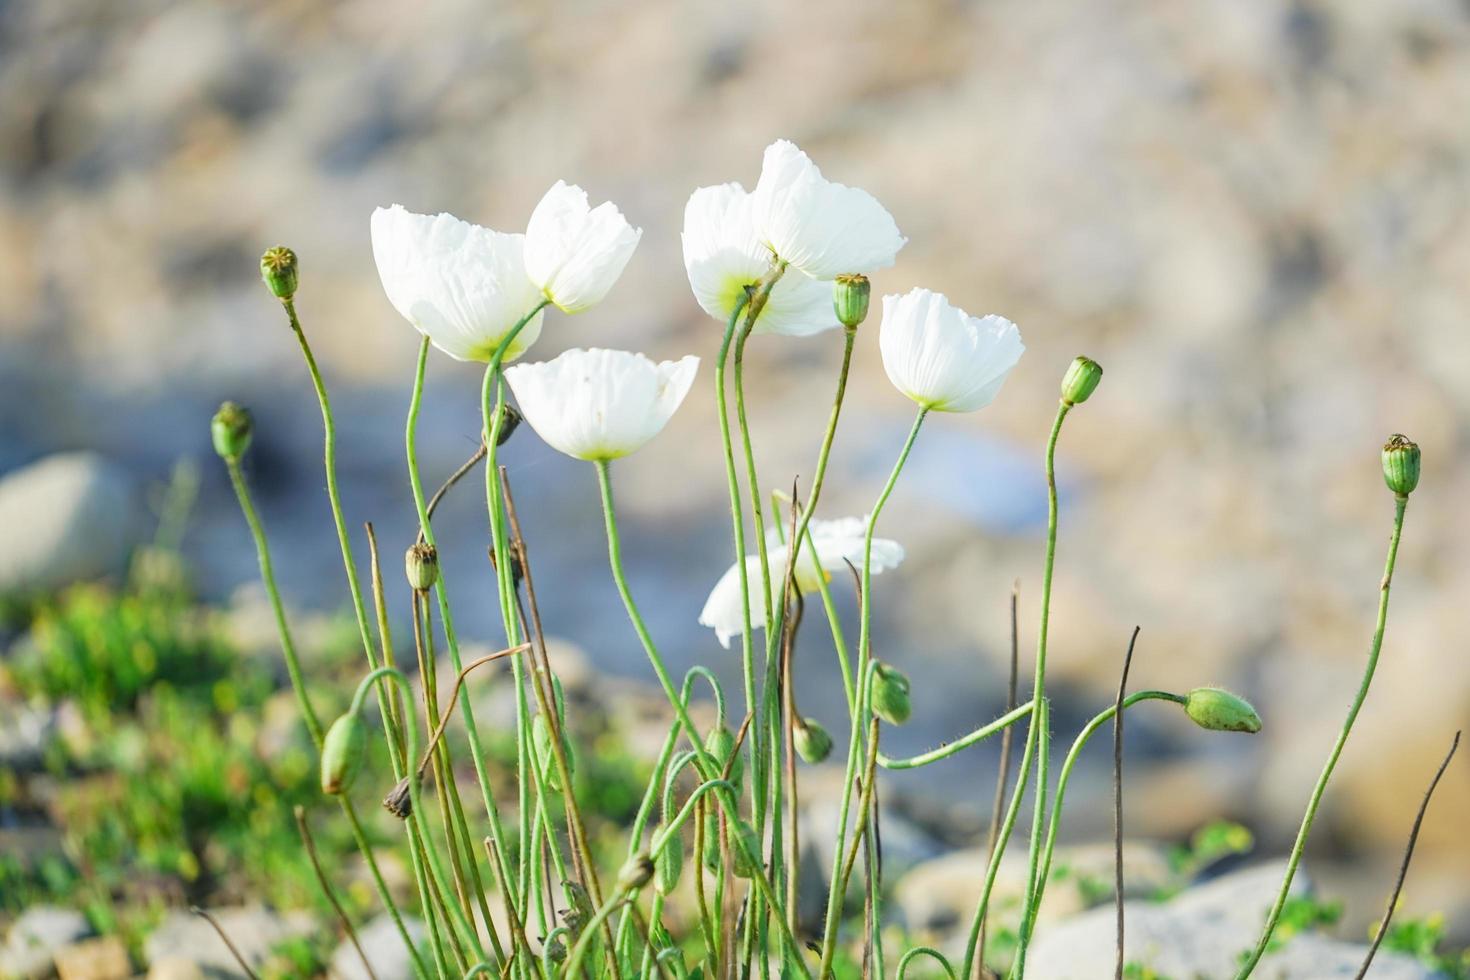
[879, 288, 1024, 413]
[370, 205, 545, 362]
[524, 181, 642, 313]
[505, 348, 698, 461]
[750, 140, 906, 280]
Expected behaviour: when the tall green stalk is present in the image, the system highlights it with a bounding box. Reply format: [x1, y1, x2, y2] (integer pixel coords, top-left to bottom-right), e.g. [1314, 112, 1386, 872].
[1234, 494, 1410, 979]
[594, 460, 811, 979]
[223, 456, 430, 979]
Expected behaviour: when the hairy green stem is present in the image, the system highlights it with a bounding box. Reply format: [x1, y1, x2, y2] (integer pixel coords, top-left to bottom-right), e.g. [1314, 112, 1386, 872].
[1233, 495, 1410, 979]
[877, 702, 1035, 770]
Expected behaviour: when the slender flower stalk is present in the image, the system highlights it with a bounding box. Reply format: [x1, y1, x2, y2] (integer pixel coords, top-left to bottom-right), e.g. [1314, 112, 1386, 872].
[221, 453, 430, 979]
[405, 335, 528, 930]
[594, 459, 811, 978]
[816, 408, 928, 971]
[1234, 490, 1412, 979]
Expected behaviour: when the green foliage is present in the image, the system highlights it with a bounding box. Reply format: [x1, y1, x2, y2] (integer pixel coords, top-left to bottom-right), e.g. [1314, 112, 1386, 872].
[1378, 912, 1470, 979]
[1123, 963, 1173, 980]
[1165, 820, 1254, 889]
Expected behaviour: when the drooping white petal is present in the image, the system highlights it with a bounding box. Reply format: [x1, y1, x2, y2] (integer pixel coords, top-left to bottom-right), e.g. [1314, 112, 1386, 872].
[879, 288, 1025, 413]
[749, 140, 906, 280]
[700, 516, 905, 647]
[504, 348, 698, 461]
[681, 182, 840, 337]
[524, 181, 642, 313]
[370, 205, 545, 362]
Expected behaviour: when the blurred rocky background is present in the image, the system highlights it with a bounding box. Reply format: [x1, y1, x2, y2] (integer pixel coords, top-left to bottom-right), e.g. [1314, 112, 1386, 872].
[3, 0, 1470, 972]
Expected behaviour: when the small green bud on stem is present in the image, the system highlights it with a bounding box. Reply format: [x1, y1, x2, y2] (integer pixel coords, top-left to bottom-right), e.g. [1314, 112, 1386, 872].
[705, 725, 743, 785]
[260, 246, 299, 301]
[833, 274, 871, 329]
[404, 542, 439, 592]
[654, 828, 683, 896]
[1061, 356, 1104, 406]
[616, 851, 655, 892]
[729, 820, 763, 879]
[211, 401, 253, 461]
[321, 712, 368, 794]
[794, 716, 834, 763]
[1381, 434, 1420, 497]
[870, 661, 912, 725]
[1183, 687, 1262, 734]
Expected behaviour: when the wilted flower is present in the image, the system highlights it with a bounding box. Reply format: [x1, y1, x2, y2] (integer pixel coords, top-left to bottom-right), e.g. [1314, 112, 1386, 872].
[879, 288, 1024, 413]
[682, 182, 839, 336]
[524, 181, 642, 313]
[698, 517, 905, 649]
[370, 205, 545, 363]
[749, 140, 906, 280]
[504, 348, 698, 461]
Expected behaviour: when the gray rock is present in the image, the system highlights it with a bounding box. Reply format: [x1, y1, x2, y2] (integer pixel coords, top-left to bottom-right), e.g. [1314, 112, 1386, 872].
[0, 454, 141, 596]
[0, 701, 54, 771]
[1, 905, 92, 980]
[328, 914, 426, 980]
[143, 906, 315, 979]
[1028, 862, 1442, 979]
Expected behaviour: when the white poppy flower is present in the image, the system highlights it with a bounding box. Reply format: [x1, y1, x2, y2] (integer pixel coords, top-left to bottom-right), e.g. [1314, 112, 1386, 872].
[370, 205, 546, 362]
[524, 181, 642, 313]
[748, 140, 907, 281]
[681, 182, 840, 337]
[504, 348, 698, 461]
[879, 288, 1025, 413]
[698, 517, 905, 649]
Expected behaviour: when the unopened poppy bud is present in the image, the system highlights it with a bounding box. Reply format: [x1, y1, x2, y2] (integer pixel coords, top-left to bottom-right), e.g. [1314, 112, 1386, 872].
[1183, 687, 1262, 734]
[260, 246, 299, 301]
[794, 717, 833, 764]
[653, 829, 683, 896]
[532, 712, 574, 791]
[1381, 434, 1420, 497]
[404, 543, 439, 592]
[870, 662, 912, 725]
[833, 274, 871, 329]
[321, 712, 367, 795]
[211, 402, 253, 461]
[1061, 356, 1103, 406]
[543, 936, 566, 964]
[493, 404, 522, 446]
[382, 775, 415, 819]
[729, 821, 762, 879]
[616, 851, 655, 892]
[705, 725, 743, 785]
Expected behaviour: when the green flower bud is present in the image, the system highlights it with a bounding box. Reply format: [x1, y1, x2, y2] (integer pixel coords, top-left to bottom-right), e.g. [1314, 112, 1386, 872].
[1183, 687, 1262, 734]
[653, 829, 683, 896]
[492, 403, 523, 447]
[404, 542, 439, 593]
[260, 246, 299, 301]
[382, 775, 414, 819]
[543, 936, 566, 965]
[701, 811, 721, 874]
[321, 712, 368, 795]
[833, 274, 871, 329]
[794, 717, 833, 764]
[1061, 356, 1104, 406]
[705, 725, 743, 785]
[616, 851, 655, 892]
[211, 402, 253, 461]
[1381, 434, 1420, 497]
[870, 662, 912, 725]
[729, 820, 762, 879]
[532, 712, 574, 791]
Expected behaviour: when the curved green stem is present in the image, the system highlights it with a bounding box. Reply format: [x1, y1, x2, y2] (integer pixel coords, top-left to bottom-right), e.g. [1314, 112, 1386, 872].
[878, 701, 1035, 770]
[1234, 495, 1410, 979]
[1013, 690, 1187, 972]
[1012, 400, 1072, 978]
[222, 454, 429, 979]
[594, 460, 811, 979]
[897, 946, 959, 980]
[405, 337, 526, 937]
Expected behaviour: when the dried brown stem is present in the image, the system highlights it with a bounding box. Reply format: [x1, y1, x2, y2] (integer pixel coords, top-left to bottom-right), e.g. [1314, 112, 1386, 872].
[190, 907, 261, 980]
[1114, 626, 1141, 980]
[294, 806, 378, 980]
[978, 581, 1021, 979]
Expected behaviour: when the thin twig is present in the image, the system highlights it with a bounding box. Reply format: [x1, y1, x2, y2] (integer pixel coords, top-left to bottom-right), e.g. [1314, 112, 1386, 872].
[294, 806, 378, 980]
[417, 643, 533, 776]
[781, 480, 804, 937]
[1354, 730, 1461, 980]
[978, 582, 1021, 979]
[417, 441, 489, 544]
[483, 835, 534, 969]
[1114, 626, 1141, 980]
[190, 907, 261, 980]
